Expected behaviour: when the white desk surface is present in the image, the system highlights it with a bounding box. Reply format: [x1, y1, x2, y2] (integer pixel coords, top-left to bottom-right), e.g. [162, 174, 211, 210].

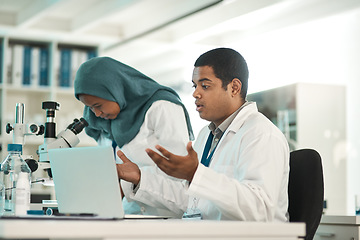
[0, 218, 305, 240]
[320, 215, 360, 225]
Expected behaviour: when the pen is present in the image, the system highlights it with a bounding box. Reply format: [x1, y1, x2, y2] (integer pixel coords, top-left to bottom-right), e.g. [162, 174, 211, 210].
[58, 213, 97, 217]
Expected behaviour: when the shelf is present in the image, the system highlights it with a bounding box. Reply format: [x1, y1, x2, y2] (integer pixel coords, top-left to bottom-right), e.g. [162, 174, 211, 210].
[6, 86, 51, 93]
[0, 37, 99, 197]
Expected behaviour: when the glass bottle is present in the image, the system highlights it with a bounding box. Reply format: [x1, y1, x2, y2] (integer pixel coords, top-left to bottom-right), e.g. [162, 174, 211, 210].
[0, 165, 4, 214]
[0, 144, 31, 216]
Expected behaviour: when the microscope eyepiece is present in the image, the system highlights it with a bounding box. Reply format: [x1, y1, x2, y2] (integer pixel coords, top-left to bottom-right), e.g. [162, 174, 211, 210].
[66, 118, 79, 129]
[67, 118, 88, 135]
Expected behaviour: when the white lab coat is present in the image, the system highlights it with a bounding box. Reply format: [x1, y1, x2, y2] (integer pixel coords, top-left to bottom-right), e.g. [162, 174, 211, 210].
[126, 101, 289, 221]
[188, 102, 290, 221]
[118, 100, 190, 218]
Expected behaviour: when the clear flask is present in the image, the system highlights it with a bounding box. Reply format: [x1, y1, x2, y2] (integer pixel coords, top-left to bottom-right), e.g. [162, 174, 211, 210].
[0, 144, 31, 216]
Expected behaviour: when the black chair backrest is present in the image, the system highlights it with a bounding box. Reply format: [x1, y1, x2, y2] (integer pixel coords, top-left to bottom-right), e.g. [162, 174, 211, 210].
[288, 149, 324, 240]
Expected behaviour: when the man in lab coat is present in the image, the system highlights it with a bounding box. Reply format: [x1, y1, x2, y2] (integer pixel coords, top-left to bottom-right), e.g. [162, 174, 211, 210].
[119, 48, 290, 221]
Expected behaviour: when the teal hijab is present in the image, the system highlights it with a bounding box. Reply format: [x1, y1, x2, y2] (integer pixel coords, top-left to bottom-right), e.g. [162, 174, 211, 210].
[74, 57, 194, 148]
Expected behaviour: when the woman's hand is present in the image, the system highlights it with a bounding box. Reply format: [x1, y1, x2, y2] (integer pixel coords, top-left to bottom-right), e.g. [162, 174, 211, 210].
[116, 150, 141, 185]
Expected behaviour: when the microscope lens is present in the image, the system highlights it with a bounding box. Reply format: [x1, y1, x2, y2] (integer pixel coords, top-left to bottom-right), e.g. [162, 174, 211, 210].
[69, 118, 88, 135]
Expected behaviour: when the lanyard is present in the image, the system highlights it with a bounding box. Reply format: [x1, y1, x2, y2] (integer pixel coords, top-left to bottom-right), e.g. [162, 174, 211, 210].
[200, 132, 218, 167]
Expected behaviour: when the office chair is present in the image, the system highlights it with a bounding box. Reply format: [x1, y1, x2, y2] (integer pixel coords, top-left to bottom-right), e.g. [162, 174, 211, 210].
[288, 149, 324, 240]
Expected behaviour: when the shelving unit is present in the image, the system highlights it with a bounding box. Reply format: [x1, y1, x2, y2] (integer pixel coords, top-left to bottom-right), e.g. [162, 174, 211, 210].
[248, 83, 346, 215]
[0, 36, 98, 201]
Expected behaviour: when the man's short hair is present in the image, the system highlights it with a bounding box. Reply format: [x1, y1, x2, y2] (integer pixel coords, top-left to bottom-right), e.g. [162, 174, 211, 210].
[194, 48, 249, 99]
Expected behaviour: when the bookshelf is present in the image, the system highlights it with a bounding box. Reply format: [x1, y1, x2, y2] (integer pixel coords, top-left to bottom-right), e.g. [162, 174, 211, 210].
[0, 37, 98, 200]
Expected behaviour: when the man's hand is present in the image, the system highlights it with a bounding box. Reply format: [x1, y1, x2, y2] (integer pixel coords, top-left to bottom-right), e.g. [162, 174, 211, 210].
[116, 150, 141, 185]
[145, 142, 199, 182]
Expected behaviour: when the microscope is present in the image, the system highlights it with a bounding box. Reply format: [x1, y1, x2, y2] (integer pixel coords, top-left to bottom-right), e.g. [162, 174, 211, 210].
[6, 101, 88, 177]
[37, 101, 88, 177]
[6, 103, 44, 145]
[6, 103, 45, 172]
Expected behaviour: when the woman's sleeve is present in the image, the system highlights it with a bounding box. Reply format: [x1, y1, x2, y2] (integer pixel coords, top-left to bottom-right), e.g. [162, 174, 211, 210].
[150, 100, 190, 155]
[122, 101, 192, 213]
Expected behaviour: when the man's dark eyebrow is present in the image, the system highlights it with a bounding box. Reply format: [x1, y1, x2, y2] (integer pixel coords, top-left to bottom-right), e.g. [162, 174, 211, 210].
[193, 78, 212, 83]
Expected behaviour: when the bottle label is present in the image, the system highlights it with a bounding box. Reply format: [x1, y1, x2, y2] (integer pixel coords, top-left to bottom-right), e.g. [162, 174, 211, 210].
[15, 172, 31, 215]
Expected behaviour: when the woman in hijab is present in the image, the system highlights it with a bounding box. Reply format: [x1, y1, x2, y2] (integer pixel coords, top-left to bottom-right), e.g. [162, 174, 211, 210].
[74, 56, 193, 218]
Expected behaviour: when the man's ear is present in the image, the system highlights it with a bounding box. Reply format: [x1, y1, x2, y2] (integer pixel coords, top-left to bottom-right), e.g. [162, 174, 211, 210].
[230, 78, 242, 97]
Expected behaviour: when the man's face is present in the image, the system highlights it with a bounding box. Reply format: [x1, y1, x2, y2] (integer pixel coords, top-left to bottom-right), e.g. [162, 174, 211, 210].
[192, 66, 236, 127]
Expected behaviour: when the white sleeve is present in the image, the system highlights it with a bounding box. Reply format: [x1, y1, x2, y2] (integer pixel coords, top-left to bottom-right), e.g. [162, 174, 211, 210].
[123, 167, 188, 214]
[121, 100, 191, 213]
[149, 100, 190, 155]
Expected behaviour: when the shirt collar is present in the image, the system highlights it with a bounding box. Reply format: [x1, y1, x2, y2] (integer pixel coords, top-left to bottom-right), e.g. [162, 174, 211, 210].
[208, 101, 250, 135]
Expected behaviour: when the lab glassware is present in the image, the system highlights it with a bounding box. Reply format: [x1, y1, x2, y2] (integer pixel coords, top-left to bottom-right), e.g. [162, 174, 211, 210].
[0, 144, 31, 216]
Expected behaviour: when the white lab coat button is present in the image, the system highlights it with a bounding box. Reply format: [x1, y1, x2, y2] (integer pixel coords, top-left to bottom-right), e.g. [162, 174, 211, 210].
[141, 206, 146, 213]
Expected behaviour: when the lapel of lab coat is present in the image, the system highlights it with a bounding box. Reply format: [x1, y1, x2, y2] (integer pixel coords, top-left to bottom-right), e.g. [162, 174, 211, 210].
[208, 102, 258, 166]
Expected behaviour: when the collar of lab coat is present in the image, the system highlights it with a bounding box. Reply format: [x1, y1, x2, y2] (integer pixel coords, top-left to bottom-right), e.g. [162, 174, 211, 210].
[207, 101, 258, 158]
[226, 101, 258, 134]
[194, 101, 259, 163]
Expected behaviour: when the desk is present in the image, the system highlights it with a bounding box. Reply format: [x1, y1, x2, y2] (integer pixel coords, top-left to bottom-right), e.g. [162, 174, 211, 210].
[0, 219, 304, 240]
[315, 215, 360, 240]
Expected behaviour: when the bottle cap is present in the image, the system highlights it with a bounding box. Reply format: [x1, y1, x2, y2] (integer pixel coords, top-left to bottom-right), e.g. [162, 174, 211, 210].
[7, 144, 22, 152]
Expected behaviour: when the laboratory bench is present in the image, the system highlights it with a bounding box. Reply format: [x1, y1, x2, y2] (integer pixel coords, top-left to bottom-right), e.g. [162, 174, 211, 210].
[0, 218, 305, 240]
[314, 215, 360, 240]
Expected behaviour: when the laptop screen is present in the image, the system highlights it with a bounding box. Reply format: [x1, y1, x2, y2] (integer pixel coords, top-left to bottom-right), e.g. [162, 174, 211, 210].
[48, 146, 124, 218]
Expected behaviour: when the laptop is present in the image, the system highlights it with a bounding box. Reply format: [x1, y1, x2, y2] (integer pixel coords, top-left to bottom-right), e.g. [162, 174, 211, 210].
[48, 146, 124, 219]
